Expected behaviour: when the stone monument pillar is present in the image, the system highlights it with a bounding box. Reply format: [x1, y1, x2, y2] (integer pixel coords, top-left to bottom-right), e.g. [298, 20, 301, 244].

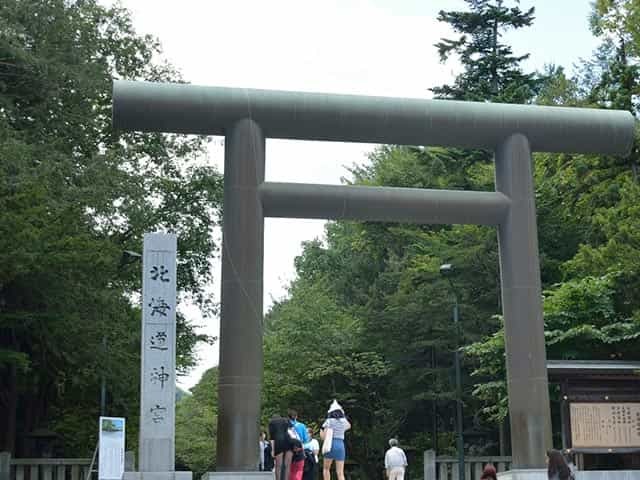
[124, 233, 192, 480]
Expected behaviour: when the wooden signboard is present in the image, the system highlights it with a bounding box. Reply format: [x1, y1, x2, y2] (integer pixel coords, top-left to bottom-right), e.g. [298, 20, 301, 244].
[570, 403, 640, 448]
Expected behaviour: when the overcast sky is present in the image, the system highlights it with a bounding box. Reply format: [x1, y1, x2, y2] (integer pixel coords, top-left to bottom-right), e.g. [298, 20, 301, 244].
[116, 0, 600, 389]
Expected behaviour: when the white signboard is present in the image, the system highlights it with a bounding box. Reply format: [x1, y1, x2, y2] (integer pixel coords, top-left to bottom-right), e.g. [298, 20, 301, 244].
[99, 417, 125, 480]
[139, 233, 177, 471]
[571, 402, 640, 448]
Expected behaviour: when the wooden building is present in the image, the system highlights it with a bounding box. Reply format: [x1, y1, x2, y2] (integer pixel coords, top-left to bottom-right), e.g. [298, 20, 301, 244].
[547, 360, 640, 471]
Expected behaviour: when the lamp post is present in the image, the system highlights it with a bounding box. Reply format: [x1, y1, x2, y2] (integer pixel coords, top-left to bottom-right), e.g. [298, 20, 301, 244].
[100, 334, 107, 416]
[440, 263, 464, 480]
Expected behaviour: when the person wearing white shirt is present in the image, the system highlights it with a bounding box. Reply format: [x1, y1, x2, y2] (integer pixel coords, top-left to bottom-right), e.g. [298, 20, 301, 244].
[304, 427, 320, 463]
[384, 438, 408, 480]
[303, 427, 320, 480]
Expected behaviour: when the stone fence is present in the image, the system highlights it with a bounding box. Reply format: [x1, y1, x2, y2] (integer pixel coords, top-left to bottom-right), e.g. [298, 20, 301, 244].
[0, 452, 135, 480]
[423, 450, 513, 480]
[422, 451, 640, 480]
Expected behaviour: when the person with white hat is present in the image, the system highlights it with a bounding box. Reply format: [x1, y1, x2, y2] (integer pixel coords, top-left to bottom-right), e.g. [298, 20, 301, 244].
[320, 400, 351, 480]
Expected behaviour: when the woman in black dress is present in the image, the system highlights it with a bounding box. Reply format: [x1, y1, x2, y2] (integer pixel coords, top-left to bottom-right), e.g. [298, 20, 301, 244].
[269, 415, 293, 480]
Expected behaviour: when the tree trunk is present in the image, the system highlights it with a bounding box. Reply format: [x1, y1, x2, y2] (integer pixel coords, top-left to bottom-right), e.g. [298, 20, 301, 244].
[4, 364, 17, 455]
[491, 3, 500, 96]
[1, 328, 19, 454]
[616, 38, 638, 183]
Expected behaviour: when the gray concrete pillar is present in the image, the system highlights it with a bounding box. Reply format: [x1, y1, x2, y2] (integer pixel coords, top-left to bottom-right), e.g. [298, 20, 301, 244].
[495, 134, 552, 469]
[216, 118, 265, 471]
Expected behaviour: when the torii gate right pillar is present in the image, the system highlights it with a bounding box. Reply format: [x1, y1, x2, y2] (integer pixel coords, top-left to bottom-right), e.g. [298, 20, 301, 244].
[496, 134, 552, 470]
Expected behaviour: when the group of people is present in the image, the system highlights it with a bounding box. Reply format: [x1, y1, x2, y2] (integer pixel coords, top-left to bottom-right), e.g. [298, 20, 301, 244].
[260, 403, 575, 480]
[260, 399, 412, 480]
[261, 400, 351, 480]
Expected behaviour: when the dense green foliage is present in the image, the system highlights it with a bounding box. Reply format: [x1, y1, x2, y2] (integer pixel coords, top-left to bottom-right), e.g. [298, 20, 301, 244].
[176, 368, 218, 476]
[0, 0, 222, 456]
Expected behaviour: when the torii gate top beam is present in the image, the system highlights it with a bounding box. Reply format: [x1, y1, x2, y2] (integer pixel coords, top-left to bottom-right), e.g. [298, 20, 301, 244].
[113, 80, 634, 155]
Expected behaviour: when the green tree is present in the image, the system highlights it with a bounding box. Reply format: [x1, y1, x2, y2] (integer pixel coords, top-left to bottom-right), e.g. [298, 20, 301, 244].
[176, 368, 218, 477]
[466, 275, 640, 423]
[586, 0, 640, 180]
[431, 0, 539, 103]
[0, 0, 222, 455]
[591, 0, 640, 58]
[430, 0, 542, 198]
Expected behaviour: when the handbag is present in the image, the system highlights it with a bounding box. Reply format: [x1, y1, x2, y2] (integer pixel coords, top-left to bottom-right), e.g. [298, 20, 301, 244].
[321, 427, 333, 454]
[303, 450, 316, 472]
[287, 425, 300, 441]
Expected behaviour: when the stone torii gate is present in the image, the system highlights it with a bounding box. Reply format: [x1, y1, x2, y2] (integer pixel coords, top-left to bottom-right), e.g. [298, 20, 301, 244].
[112, 80, 634, 480]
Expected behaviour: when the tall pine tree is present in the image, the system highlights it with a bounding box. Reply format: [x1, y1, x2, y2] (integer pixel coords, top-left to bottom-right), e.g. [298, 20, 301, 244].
[432, 0, 539, 103]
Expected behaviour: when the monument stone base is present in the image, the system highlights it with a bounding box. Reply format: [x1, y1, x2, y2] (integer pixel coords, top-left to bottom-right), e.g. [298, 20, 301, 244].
[497, 469, 547, 480]
[202, 473, 273, 480]
[124, 471, 193, 480]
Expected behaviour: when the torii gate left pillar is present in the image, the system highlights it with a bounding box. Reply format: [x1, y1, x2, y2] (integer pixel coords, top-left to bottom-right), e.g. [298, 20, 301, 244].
[217, 118, 266, 472]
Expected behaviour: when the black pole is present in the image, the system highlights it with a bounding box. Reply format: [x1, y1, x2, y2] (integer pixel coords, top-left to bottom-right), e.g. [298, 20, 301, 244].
[100, 334, 106, 416]
[453, 298, 465, 480]
[432, 347, 438, 455]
